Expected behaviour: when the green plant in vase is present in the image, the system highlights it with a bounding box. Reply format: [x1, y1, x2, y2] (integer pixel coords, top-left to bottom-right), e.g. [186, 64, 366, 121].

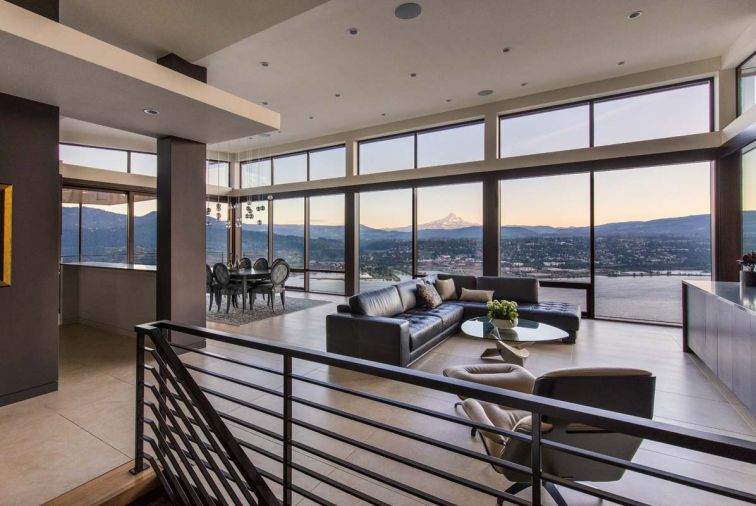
[738, 251, 756, 287]
[487, 299, 519, 330]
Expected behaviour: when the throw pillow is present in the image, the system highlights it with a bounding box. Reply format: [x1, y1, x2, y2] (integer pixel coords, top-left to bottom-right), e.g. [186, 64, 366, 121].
[459, 288, 495, 302]
[417, 283, 443, 309]
[435, 278, 457, 301]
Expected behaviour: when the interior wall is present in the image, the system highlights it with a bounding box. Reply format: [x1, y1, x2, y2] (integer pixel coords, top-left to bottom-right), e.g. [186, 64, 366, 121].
[0, 92, 60, 406]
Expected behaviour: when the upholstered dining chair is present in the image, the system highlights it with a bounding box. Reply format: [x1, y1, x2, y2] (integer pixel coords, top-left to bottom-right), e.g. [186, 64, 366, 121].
[444, 364, 655, 505]
[212, 263, 243, 313]
[250, 260, 290, 312]
[271, 257, 286, 268]
[252, 257, 269, 270]
[239, 257, 252, 269]
[206, 264, 221, 311]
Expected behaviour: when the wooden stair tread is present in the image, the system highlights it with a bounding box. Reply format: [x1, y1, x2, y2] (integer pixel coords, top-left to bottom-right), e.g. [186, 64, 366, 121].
[43, 461, 159, 506]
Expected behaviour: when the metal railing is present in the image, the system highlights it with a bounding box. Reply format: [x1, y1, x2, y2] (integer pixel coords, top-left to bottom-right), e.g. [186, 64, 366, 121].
[132, 321, 756, 506]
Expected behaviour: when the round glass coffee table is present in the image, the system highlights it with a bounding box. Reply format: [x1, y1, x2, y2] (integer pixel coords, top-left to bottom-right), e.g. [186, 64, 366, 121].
[460, 316, 568, 364]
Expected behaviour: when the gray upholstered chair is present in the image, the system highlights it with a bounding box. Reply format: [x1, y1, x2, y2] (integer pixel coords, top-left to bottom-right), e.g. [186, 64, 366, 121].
[250, 261, 290, 312]
[444, 364, 655, 505]
[206, 264, 221, 311]
[212, 263, 243, 313]
[253, 257, 269, 270]
[239, 257, 252, 269]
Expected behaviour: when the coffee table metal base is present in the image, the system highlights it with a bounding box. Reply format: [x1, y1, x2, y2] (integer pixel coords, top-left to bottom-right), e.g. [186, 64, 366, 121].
[480, 341, 530, 366]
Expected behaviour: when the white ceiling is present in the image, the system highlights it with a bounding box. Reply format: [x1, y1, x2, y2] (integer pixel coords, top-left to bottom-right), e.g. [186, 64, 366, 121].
[56, 0, 756, 152]
[197, 0, 756, 151]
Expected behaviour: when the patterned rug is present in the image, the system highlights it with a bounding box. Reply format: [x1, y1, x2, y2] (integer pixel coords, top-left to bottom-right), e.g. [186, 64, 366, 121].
[205, 294, 331, 326]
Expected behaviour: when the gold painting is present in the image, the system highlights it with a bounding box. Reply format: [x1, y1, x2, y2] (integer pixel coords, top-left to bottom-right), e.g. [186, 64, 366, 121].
[0, 184, 11, 287]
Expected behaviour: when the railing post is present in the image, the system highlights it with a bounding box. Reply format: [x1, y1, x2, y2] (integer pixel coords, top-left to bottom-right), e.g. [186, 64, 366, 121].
[283, 355, 293, 505]
[130, 328, 149, 474]
[530, 412, 542, 505]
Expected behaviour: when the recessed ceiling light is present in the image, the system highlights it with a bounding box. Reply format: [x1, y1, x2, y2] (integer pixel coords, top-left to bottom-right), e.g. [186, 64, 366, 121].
[617, 61, 625, 65]
[395, 2, 422, 20]
[445, 98, 452, 102]
[502, 47, 512, 53]
[348, 27, 359, 35]
[143, 108, 159, 115]
[309, 116, 314, 120]
[521, 82, 528, 86]
[381, 113, 386, 117]
[262, 101, 269, 105]
[477, 89, 493, 96]
[260, 61, 269, 67]
[627, 10, 642, 19]
[335, 93, 341, 97]
[260, 133, 271, 137]
[410, 72, 417, 78]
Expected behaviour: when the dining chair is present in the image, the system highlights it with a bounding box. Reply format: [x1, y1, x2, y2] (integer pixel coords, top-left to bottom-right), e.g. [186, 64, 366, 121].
[253, 257, 269, 270]
[250, 261, 290, 312]
[271, 258, 286, 268]
[206, 264, 221, 311]
[239, 257, 252, 269]
[212, 263, 243, 313]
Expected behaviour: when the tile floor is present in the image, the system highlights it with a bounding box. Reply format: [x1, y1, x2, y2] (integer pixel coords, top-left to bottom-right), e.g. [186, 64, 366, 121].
[0, 292, 754, 505]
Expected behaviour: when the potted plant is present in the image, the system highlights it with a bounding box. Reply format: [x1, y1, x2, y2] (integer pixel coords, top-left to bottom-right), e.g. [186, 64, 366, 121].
[738, 251, 756, 287]
[487, 299, 519, 330]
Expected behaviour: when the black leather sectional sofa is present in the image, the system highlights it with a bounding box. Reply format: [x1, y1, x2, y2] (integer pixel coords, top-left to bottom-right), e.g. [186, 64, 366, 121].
[326, 274, 581, 367]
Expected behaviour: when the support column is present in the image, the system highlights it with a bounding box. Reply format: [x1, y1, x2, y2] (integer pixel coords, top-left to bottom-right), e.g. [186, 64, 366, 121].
[711, 156, 742, 281]
[344, 190, 359, 296]
[482, 175, 500, 276]
[157, 137, 207, 348]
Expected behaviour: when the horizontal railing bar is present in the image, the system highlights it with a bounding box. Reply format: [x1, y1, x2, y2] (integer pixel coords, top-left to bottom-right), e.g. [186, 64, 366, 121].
[292, 372, 530, 442]
[142, 437, 194, 505]
[290, 483, 337, 506]
[291, 440, 457, 506]
[291, 416, 523, 502]
[138, 321, 756, 464]
[542, 473, 648, 506]
[184, 362, 283, 398]
[541, 439, 756, 503]
[143, 453, 179, 504]
[169, 343, 283, 377]
[289, 461, 391, 506]
[198, 386, 284, 420]
[291, 394, 532, 476]
[165, 401, 284, 444]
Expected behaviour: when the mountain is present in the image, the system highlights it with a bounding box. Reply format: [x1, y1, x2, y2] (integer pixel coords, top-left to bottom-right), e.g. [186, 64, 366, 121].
[386, 213, 478, 232]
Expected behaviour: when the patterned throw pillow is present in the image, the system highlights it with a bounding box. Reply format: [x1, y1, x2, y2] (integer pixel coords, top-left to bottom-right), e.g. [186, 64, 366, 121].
[417, 282, 443, 309]
[435, 278, 457, 301]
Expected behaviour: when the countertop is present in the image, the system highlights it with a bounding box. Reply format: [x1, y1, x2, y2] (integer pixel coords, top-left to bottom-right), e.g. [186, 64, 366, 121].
[683, 280, 756, 313]
[61, 261, 157, 272]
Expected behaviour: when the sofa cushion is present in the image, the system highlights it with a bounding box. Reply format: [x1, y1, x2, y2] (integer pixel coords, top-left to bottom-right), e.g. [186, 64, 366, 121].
[396, 280, 421, 311]
[395, 313, 444, 351]
[435, 278, 457, 301]
[477, 276, 539, 304]
[417, 283, 443, 309]
[460, 288, 495, 302]
[438, 273, 477, 298]
[446, 300, 489, 319]
[517, 302, 581, 331]
[408, 303, 464, 329]
[348, 286, 404, 317]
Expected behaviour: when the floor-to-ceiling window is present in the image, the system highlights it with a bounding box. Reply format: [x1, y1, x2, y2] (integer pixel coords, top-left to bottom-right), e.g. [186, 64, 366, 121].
[500, 173, 591, 309]
[273, 197, 305, 288]
[241, 197, 269, 262]
[80, 190, 129, 263]
[309, 194, 345, 293]
[133, 194, 157, 265]
[206, 200, 228, 265]
[743, 147, 756, 252]
[594, 162, 711, 324]
[359, 189, 413, 291]
[416, 182, 482, 275]
[61, 189, 81, 264]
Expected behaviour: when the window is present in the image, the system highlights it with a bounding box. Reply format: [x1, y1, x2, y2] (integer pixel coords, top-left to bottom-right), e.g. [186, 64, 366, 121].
[273, 153, 307, 185]
[738, 52, 756, 116]
[416, 183, 482, 276]
[309, 194, 345, 293]
[206, 200, 228, 265]
[593, 83, 711, 145]
[80, 190, 129, 263]
[500, 105, 590, 157]
[207, 160, 230, 187]
[743, 147, 756, 252]
[359, 189, 413, 291]
[241, 159, 272, 188]
[309, 146, 346, 180]
[61, 189, 80, 263]
[241, 198, 269, 262]
[60, 144, 128, 172]
[359, 134, 414, 174]
[130, 152, 157, 177]
[133, 194, 157, 265]
[417, 122, 484, 167]
[594, 162, 711, 324]
[273, 198, 305, 279]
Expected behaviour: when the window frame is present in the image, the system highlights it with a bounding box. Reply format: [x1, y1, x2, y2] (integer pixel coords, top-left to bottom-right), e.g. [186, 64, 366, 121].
[498, 78, 714, 157]
[60, 142, 156, 175]
[206, 158, 232, 188]
[240, 144, 346, 188]
[736, 50, 756, 117]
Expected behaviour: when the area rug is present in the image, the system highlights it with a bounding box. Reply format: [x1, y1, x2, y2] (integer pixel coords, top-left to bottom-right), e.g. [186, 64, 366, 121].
[206, 294, 331, 326]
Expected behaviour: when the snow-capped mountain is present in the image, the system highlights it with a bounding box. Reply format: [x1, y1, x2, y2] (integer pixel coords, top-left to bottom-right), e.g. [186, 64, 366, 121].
[386, 213, 479, 232]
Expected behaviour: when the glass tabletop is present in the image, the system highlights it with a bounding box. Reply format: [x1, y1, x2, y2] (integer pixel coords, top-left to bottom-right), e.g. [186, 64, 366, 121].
[460, 316, 567, 343]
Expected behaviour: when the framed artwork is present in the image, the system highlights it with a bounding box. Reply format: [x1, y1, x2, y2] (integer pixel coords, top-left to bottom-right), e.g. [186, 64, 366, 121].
[0, 184, 11, 287]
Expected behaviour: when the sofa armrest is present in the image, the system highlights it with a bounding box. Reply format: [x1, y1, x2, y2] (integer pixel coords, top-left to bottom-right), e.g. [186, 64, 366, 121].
[336, 303, 351, 313]
[326, 313, 411, 367]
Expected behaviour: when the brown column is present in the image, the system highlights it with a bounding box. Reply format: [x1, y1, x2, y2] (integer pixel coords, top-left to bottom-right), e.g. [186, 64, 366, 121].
[711, 156, 742, 282]
[482, 175, 500, 276]
[157, 137, 207, 348]
[344, 190, 359, 296]
[0, 92, 59, 406]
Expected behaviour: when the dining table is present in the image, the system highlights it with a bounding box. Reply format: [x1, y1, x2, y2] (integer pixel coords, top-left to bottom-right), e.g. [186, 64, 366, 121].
[229, 267, 271, 311]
